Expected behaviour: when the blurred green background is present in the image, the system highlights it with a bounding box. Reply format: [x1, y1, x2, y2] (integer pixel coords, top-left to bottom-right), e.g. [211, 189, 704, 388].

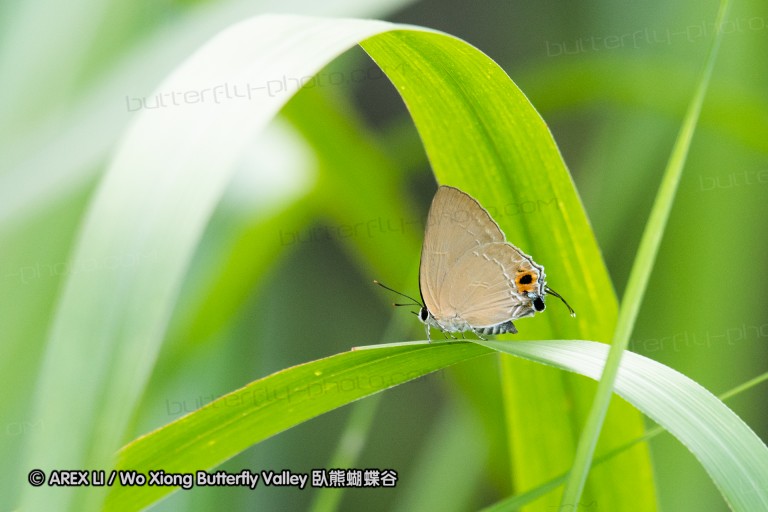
[1, 0, 766, 510]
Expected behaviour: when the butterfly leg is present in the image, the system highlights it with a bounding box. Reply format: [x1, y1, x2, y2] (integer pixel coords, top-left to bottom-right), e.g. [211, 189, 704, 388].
[473, 330, 488, 341]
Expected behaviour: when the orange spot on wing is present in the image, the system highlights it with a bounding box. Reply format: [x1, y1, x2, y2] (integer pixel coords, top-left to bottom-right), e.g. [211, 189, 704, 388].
[515, 271, 538, 294]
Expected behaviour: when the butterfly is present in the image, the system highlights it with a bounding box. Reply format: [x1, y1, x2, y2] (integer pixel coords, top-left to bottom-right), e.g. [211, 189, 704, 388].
[376, 185, 574, 340]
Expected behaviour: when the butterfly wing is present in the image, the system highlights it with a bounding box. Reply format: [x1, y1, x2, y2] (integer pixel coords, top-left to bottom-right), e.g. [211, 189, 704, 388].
[444, 242, 540, 327]
[419, 186, 505, 321]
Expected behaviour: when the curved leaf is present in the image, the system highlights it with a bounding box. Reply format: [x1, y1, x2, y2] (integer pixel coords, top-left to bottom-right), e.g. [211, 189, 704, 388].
[109, 338, 768, 511]
[106, 343, 490, 510]
[474, 339, 768, 512]
[362, 28, 655, 510]
[18, 14, 654, 512]
[18, 15, 401, 512]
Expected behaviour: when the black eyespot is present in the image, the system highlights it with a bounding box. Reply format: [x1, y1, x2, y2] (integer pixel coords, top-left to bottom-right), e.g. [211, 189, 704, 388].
[519, 274, 533, 285]
[533, 296, 545, 312]
[420, 307, 429, 322]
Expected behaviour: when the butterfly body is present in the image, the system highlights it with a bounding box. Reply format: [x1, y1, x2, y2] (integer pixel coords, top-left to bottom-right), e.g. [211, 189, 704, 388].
[417, 186, 568, 341]
[374, 185, 573, 341]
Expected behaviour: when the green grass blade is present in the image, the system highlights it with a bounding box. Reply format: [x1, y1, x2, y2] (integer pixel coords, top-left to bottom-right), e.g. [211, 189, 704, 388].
[474, 339, 768, 511]
[16, 15, 409, 512]
[560, 1, 732, 507]
[362, 30, 655, 510]
[308, 304, 414, 512]
[482, 370, 768, 511]
[0, 0, 414, 227]
[105, 343, 490, 510]
[109, 336, 768, 511]
[308, 395, 383, 512]
[393, 398, 487, 512]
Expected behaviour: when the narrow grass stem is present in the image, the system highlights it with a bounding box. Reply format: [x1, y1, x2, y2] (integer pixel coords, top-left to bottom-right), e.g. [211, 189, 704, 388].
[559, 1, 732, 508]
[484, 369, 768, 511]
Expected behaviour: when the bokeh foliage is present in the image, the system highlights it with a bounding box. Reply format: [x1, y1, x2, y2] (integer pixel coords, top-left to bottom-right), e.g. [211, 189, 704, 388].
[1, 1, 766, 511]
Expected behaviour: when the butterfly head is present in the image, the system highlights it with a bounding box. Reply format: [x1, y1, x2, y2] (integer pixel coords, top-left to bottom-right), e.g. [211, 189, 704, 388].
[528, 292, 546, 312]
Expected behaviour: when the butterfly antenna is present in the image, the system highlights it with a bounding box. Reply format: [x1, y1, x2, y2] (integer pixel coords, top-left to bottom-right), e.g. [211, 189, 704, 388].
[373, 280, 423, 308]
[545, 286, 576, 317]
